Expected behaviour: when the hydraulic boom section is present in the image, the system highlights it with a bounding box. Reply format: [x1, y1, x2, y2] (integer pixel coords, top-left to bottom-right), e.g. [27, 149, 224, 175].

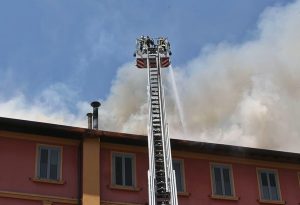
[134, 36, 178, 205]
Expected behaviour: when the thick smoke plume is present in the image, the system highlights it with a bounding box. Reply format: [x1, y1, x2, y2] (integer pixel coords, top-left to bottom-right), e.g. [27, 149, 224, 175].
[1, 1, 300, 153]
[99, 1, 300, 152]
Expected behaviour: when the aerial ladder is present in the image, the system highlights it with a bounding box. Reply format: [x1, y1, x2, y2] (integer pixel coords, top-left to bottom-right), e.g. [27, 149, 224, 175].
[134, 36, 178, 205]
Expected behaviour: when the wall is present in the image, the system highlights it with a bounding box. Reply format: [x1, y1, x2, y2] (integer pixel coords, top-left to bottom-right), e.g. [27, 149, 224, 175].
[100, 146, 148, 204]
[0, 136, 79, 205]
[0, 198, 41, 205]
[100, 143, 300, 205]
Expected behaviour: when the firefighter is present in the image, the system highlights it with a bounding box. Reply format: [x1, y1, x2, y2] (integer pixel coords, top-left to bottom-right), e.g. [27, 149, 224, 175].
[139, 36, 146, 52]
[146, 36, 154, 48]
[158, 37, 166, 52]
[161, 40, 166, 52]
[166, 40, 172, 55]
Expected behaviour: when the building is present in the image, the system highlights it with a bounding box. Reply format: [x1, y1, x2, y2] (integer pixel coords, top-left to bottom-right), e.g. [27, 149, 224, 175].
[0, 116, 300, 205]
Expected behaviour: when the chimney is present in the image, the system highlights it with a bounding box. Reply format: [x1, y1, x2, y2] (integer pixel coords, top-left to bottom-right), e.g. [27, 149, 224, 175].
[91, 101, 101, 130]
[86, 113, 93, 129]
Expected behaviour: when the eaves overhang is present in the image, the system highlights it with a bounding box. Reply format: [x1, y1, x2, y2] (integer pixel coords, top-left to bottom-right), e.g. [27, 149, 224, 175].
[0, 117, 299, 164]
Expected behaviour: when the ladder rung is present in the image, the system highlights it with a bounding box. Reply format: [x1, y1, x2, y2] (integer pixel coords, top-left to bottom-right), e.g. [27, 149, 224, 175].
[151, 101, 159, 105]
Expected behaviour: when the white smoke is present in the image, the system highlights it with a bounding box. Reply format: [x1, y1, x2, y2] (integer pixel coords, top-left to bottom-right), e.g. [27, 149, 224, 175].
[99, 62, 148, 132]
[0, 83, 88, 127]
[98, 0, 300, 152]
[1, 1, 300, 152]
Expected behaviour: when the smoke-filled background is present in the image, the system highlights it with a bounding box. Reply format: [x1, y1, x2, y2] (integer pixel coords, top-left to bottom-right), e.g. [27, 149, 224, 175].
[99, 1, 300, 152]
[1, 0, 300, 152]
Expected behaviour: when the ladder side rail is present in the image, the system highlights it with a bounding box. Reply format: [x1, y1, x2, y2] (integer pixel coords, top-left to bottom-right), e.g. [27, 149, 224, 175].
[148, 119, 156, 204]
[147, 52, 156, 205]
[161, 87, 171, 175]
[162, 90, 178, 205]
[167, 126, 178, 205]
[171, 170, 178, 205]
[164, 114, 176, 198]
[147, 121, 154, 176]
[147, 52, 156, 179]
[159, 53, 178, 204]
[166, 92, 178, 205]
[152, 52, 170, 203]
[148, 154, 155, 205]
[147, 56, 155, 179]
[147, 86, 155, 191]
[165, 123, 172, 186]
[148, 52, 168, 203]
[160, 81, 171, 183]
[148, 170, 156, 205]
[152, 66, 167, 199]
[157, 53, 170, 194]
[165, 123, 173, 187]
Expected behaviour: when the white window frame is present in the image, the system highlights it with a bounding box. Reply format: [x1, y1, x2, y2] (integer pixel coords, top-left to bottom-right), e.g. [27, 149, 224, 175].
[210, 163, 236, 197]
[111, 152, 136, 187]
[257, 168, 282, 201]
[36, 144, 62, 181]
[172, 159, 186, 193]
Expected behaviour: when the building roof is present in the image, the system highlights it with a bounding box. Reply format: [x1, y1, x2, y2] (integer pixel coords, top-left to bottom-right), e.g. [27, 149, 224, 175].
[0, 117, 85, 140]
[0, 117, 299, 164]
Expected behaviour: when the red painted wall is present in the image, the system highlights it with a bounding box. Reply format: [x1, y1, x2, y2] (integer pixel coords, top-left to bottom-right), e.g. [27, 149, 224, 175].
[0, 198, 41, 205]
[277, 168, 300, 203]
[100, 148, 149, 204]
[100, 146, 300, 205]
[0, 137, 79, 201]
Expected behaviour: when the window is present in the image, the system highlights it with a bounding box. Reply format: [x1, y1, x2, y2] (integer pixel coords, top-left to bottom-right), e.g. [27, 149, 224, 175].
[37, 145, 62, 181]
[112, 152, 135, 187]
[257, 169, 281, 201]
[172, 159, 185, 192]
[211, 163, 235, 197]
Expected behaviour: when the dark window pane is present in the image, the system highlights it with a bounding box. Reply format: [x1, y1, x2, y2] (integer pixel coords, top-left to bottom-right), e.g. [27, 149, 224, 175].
[270, 186, 279, 200]
[223, 168, 232, 196]
[39, 149, 48, 178]
[50, 150, 59, 165]
[173, 161, 183, 192]
[269, 173, 279, 200]
[262, 186, 270, 200]
[214, 167, 223, 195]
[50, 164, 58, 180]
[39, 163, 48, 178]
[40, 149, 48, 163]
[125, 157, 133, 186]
[49, 149, 59, 180]
[260, 172, 270, 200]
[261, 173, 268, 186]
[115, 156, 123, 185]
[269, 173, 277, 187]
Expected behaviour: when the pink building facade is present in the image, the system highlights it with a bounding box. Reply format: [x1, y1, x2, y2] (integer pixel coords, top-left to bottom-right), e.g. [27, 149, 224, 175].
[1, 117, 300, 205]
[0, 118, 82, 205]
[100, 133, 300, 205]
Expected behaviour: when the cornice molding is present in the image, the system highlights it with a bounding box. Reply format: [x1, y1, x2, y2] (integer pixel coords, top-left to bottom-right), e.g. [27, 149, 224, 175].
[0, 190, 78, 204]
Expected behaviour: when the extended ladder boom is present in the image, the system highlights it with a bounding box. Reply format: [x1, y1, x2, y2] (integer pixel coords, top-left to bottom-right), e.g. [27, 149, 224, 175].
[134, 36, 178, 205]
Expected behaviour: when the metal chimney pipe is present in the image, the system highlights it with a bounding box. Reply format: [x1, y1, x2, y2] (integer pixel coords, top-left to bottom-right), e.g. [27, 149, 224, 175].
[86, 113, 93, 129]
[91, 101, 101, 130]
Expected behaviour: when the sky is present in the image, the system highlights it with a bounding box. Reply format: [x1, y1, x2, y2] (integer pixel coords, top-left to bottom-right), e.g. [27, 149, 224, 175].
[1, 0, 300, 152]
